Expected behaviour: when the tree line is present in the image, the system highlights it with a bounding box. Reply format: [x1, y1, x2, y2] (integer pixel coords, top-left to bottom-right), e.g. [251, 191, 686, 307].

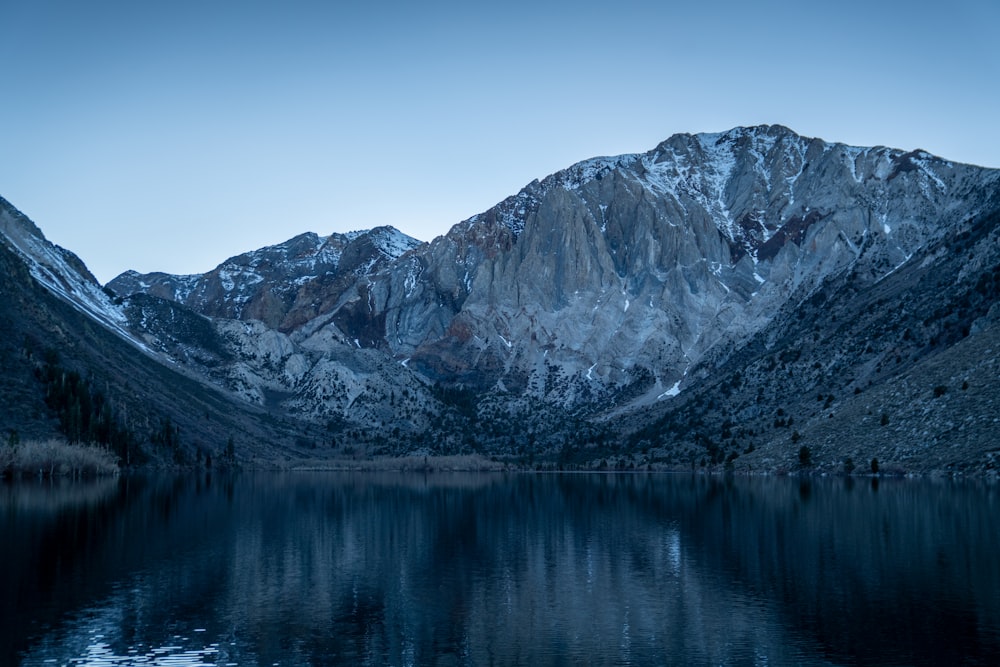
[34, 349, 142, 465]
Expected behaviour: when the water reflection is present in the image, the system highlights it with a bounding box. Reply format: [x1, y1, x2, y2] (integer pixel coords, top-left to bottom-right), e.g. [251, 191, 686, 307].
[3, 474, 998, 665]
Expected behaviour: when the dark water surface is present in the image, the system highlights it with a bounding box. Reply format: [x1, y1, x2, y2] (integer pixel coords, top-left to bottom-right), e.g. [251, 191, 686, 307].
[1, 473, 998, 666]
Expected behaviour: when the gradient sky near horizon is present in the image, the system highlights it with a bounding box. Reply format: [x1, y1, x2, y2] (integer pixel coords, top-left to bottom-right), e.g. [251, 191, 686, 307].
[2, 0, 998, 284]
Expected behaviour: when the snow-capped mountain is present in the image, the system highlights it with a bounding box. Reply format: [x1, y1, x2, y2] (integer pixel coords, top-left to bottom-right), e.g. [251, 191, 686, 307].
[330, 125, 998, 405]
[4, 125, 1000, 471]
[109, 226, 421, 330]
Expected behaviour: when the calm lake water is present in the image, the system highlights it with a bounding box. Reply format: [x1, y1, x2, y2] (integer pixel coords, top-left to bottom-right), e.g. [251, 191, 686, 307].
[1, 472, 998, 666]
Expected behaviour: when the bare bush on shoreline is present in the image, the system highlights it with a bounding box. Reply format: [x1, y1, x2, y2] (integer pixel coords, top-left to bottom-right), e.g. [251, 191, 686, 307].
[287, 453, 508, 472]
[0, 439, 119, 478]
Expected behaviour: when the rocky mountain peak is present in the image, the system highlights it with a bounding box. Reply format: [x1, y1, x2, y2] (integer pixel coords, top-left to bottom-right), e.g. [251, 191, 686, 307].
[351, 126, 999, 404]
[108, 225, 421, 329]
[3, 125, 999, 472]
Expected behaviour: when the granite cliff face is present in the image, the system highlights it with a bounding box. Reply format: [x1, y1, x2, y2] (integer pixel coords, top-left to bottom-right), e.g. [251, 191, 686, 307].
[6, 125, 1000, 470]
[295, 125, 997, 409]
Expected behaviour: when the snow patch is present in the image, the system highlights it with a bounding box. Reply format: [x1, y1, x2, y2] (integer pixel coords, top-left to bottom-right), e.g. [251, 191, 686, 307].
[913, 154, 947, 191]
[373, 227, 421, 259]
[559, 155, 638, 191]
[841, 144, 866, 183]
[658, 380, 682, 400]
[403, 258, 422, 298]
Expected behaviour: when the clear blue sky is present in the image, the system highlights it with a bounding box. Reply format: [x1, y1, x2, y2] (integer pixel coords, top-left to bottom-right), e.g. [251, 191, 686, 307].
[2, 0, 997, 283]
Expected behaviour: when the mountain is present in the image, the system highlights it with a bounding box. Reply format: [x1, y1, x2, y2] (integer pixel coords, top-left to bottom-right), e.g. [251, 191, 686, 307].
[109, 226, 422, 331]
[364, 125, 997, 402]
[0, 196, 329, 466]
[5, 125, 1000, 472]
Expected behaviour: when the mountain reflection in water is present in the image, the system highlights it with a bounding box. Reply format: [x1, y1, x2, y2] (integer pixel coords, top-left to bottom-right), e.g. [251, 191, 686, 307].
[2, 473, 998, 665]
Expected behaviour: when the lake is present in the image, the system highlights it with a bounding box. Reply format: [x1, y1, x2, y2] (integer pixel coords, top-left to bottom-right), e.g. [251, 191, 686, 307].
[2, 472, 998, 666]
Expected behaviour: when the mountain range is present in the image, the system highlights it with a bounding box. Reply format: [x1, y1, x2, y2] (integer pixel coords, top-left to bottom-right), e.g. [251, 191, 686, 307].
[3, 125, 999, 473]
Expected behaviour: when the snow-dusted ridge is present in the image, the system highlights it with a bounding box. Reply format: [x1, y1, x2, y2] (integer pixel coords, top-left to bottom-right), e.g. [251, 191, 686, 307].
[0, 196, 153, 352]
[107, 225, 422, 326]
[6, 125, 1000, 442]
[460, 124, 973, 263]
[369, 226, 424, 259]
[380, 123, 1000, 415]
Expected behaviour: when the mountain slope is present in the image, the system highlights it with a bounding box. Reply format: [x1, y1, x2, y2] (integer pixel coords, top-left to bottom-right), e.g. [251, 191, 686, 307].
[618, 194, 1000, 473]
[0, 197, 325, 465]
[334, 125, 999, 407]
[7, 125, 1000, 471]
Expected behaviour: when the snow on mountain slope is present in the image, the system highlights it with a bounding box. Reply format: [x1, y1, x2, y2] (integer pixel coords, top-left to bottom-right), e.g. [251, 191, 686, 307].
[0, 196, 147, 350]
[4, 125, 1000, 468]
[334, 125, 999, 408]
[109, 226, 421, 330]
[101, 126, 1000, 425]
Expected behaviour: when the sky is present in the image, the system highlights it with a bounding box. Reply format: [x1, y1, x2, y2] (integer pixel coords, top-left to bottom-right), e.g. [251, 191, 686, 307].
[1, 0, 998, 284]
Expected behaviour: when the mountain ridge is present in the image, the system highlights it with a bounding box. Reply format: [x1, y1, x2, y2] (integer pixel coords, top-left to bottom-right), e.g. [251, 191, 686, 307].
[4, 125, 1000, 472]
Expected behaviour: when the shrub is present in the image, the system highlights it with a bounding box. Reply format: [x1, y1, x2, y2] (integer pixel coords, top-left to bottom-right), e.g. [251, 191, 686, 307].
[798, 444, 812, 466]
[1, 439, 118, 478]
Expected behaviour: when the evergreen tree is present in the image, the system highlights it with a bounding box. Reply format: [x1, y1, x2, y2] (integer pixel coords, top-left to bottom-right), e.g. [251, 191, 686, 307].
[35, 351, 139, 463]
[798, 445, 812, 466]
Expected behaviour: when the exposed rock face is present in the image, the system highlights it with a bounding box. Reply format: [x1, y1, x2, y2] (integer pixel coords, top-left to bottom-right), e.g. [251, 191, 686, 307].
[109, 226, 421, 331]
[324, 125, 999, 407]
[7, 125, 1000, 470]
[109, 126, 1000, 423]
